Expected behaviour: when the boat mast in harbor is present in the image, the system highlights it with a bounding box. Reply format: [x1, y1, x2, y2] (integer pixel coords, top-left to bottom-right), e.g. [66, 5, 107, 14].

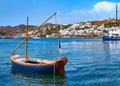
[25, 17, 29, 59]
[102, 4, 120, 41]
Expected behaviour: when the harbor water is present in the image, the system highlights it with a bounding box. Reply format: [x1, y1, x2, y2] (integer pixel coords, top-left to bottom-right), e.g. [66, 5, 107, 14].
[1, 38, 120, 86]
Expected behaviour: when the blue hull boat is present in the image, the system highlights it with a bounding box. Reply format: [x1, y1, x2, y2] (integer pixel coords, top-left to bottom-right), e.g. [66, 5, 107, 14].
[102, 36, 120, 41]
[11, 55, 67, 75]
[102, 4, 120, 41]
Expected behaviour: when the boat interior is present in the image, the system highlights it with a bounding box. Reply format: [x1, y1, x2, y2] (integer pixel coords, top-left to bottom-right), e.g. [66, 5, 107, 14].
[13, 55, 55, 64]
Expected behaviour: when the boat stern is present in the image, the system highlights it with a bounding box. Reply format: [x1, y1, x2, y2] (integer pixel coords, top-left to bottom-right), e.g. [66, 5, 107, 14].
[55, 56, 67, 75]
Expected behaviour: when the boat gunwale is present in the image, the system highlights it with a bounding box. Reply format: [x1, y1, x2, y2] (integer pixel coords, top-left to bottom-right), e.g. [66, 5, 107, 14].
[10, 55, 57, 66]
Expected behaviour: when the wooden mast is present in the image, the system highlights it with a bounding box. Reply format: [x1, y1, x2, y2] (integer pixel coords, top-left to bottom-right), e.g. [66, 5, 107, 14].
[25, 17, 29, 59]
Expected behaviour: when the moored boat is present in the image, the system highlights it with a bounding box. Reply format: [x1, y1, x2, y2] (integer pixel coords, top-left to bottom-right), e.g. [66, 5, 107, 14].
[102, 4, 120, 41]
[102, 27, 120, 41]
[11, 55, 67, 75]
[10, 12, 67, 75]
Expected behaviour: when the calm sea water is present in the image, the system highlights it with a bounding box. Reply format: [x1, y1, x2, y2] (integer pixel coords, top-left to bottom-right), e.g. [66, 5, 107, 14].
[1, 38, 120, 86]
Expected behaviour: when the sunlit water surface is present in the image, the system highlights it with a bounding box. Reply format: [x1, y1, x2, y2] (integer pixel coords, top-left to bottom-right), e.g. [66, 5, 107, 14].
[1, 38, 120, 86]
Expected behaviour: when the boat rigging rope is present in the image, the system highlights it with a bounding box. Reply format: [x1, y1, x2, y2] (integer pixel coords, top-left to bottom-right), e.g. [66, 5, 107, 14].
[53, 59, 56, 85]
[53, 13, 57, 85]
[54, 15, 80, 71]
[58, 39, 81, 70]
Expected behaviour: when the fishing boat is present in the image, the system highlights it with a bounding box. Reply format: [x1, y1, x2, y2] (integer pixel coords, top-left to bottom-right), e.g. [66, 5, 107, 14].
[10, 12, 67, 75]
[102, 27, 120, 40]
[102, 4, 120, 41]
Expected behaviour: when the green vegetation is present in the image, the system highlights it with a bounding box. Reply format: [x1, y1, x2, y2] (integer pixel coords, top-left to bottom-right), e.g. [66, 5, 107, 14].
[44, 24, 72, 35]
[75, 26, 92, 30]
[75, 28, 84, 30]
[62, 24, 72, 29]
[45, 26, 61, 35]
[104, 22, 120, 28]
[103, 29, 108, 33]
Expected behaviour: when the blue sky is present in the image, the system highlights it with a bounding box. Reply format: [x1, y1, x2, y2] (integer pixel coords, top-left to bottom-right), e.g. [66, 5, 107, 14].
[0, 0, 120, 26]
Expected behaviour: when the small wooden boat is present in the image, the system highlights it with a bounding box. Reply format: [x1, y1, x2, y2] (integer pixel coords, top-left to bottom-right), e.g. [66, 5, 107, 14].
[11, 55, 67, 75]
[10, 12, 67, 75]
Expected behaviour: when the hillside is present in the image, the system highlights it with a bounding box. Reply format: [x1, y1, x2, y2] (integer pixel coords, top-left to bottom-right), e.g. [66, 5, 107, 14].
[0, 25, 35, 38]
[0, 19, 120, 38]
[91, 19, 120, 27]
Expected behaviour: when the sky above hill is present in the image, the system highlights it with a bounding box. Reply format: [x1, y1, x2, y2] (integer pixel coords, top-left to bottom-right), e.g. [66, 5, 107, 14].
[0, 0, 120, 26]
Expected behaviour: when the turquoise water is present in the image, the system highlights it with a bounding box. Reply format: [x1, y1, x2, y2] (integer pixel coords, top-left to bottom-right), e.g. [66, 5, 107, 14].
[1, 38, 120, 86]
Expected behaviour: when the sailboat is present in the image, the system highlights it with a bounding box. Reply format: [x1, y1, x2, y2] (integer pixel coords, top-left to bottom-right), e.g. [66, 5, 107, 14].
[10, 12, 67, 75]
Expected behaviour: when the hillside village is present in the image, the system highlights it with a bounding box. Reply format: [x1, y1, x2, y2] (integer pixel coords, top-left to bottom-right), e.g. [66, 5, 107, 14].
[0, 18, 120, 38]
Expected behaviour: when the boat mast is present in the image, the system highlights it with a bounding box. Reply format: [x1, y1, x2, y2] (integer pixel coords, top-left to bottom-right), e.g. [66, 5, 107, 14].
[116, 4, 118, 22]
[25, 17, 29, 59]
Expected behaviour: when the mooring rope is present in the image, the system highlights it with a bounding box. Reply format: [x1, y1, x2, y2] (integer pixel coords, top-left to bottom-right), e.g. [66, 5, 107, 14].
[53, 59, 56, 85]
[53, 12, 58, 85]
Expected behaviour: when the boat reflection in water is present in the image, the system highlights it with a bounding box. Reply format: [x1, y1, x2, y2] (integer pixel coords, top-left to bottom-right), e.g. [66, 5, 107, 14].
[11, 65, 66, 86]
[103, 40, 120, 60]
